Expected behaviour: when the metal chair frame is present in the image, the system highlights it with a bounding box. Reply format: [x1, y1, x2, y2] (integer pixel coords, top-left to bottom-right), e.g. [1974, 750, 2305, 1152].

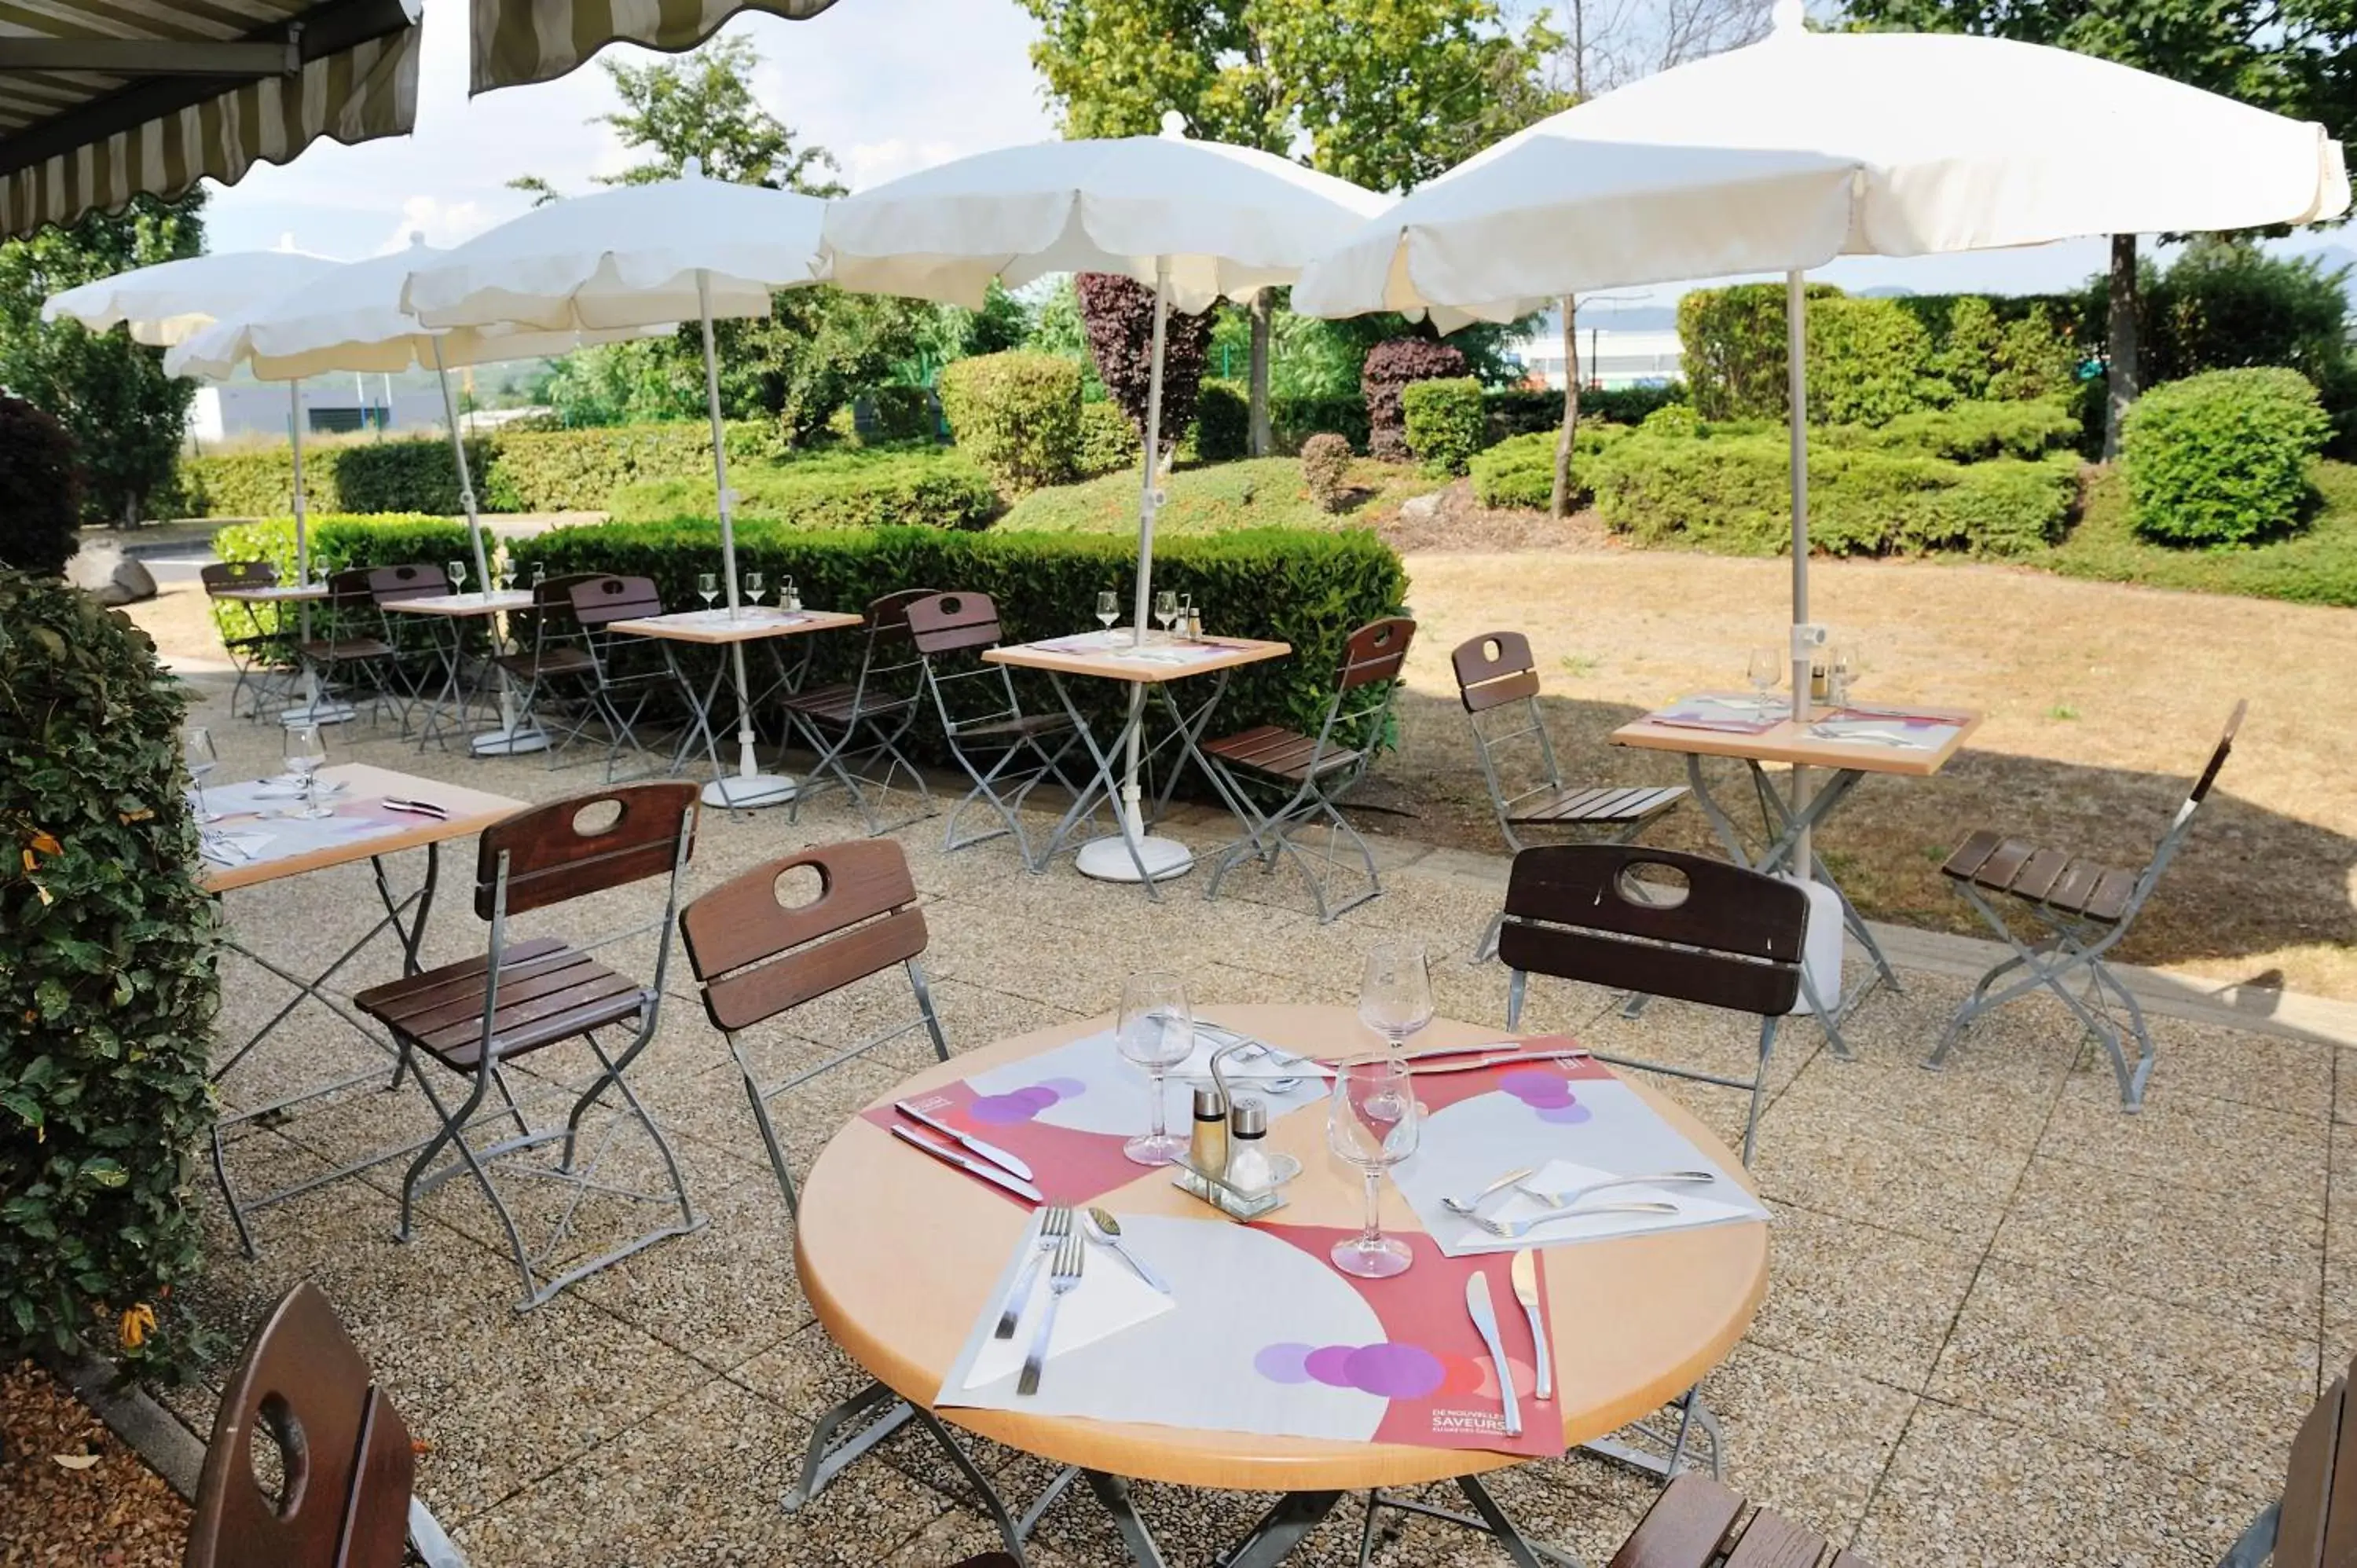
[908, 592, 1087, 870]
[1930, 701, 2246, 1112]
[1200, 617, 1415, 924]
[300, 566, 408, 729]
[200, 559, 298, 721]
[783, 588, 938, 836]
[503, 573, 670, 775]
[358, 782, 705, 1312]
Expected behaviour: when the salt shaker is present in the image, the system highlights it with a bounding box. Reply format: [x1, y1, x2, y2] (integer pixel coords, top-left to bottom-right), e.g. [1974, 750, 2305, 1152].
[1223, 1097, 1275, 1196]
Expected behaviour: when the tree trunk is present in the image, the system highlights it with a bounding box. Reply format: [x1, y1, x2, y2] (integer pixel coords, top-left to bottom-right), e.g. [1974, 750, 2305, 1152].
[1248, 291, 1274, 456]
[2103, 232, 2139, 462]
[1550, 295, 1582, 519]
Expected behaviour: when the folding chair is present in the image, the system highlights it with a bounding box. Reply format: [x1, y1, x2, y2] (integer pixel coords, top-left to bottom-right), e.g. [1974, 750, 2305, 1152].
[1200, 616, 1416, 923]
[782, 588, 937, 835]
[185, 1280, 466, 1568]
[354, 782, 705, 1311]
[560, 574, 675, 779]
[2217, 1343, 2357, 1567]
[200, 559, 295, 721]
[1929, 700, 2246, 1112]
[907, 591, 1084, 870]
[1500, 843, 1807, 1167]
[1453, 629, 1688, 959]
[364, 562, 462, 738]
[676, 840, 1032, 1563]
[491, 573, 665, 773]
[298, 567, 405, 727]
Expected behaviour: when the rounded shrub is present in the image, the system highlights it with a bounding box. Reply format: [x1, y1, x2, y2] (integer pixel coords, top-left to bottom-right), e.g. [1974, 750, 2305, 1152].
[1401, 377, 1488, 476]
[0, 571, 218, 1373]
[1300, 433, 1354, 513]
[1193, 379, 1251, 462]
[2122, 368, 2330, 546]
[939, 351, 1083, 493]
[1361, 337, 1468, 461]
[0, 394, 82, 577]
[1468, 424, 1632, 511]
[1077, 401, 1139, 479]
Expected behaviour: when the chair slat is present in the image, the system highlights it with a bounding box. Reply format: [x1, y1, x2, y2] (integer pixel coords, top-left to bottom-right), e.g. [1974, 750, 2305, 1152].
[680, 840, 919, 983]
[568, 573, 666, 626]
[2273, 1375, 2344, 1568]
[1516, 786, 1617, 822]
[2041, 859, 2102, 913]
[365, 562, 452, 604]
[1505, 844, 1809, 964]
[1721, 1508, 1827, 1568]
[1339, 616, 1415, 690]
[1501, 924, 1802, 1017]
[2082, 866, 2136, 923]
[335, 1386, 414, 1568]
[702, 910, 929, 1032]
[2007, 846, 2070, 903]
[1970, 837, 2036, 889]
[1607, 1474, 1746, 1568]
[907, 591, 1006, 654]
[475, 782, 696, 918]
[1940, 827, 2004, 881]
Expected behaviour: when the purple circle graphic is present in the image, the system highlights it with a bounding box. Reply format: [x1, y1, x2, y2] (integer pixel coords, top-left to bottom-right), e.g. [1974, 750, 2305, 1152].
[1303, 1345, 1358, 1388]
[1497, 1069, 1562, 1098]
[1343, 1342, 1446, 1400]
[1520, 1083, 1577, 1109]
[1537, 1103, 1593, 1125]
[1037, 1076, 1088, 1098]
[966, 1093, 1042, 1126]
[1009, 1085, 1061, 1112]
[1252, 1343, 1317, 1384]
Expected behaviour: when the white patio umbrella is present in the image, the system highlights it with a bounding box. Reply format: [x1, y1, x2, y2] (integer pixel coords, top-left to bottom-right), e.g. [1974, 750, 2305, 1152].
[402, 160, 830, 808]
[823, 114, 1389, 883]
[169, 236, 653, 752]
[1292, 0, 2348, 900]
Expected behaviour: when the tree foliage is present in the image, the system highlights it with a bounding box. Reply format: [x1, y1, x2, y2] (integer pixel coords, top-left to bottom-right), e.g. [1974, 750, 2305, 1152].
[0, 397, 82, 576]
[0, 193, 203, 526]
[1077, 272, 1217, 452]
[595, 34, 843, 193]
[1361, 336, 1470, 459]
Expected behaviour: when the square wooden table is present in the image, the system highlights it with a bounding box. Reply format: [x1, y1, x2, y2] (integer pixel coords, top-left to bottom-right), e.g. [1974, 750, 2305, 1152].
[211, 580, 346, 726]
[380, 589, 545, 756]
[984, 631, 1292, 892]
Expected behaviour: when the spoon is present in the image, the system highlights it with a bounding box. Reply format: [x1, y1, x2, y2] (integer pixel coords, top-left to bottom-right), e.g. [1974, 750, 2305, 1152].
[1441, 1166, 1539, 1217]
[1083, 1207, 1171, 1295]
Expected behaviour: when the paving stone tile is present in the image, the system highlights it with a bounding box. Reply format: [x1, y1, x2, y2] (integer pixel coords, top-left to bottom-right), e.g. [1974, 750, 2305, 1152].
[1747, 1201, 1981, 1391]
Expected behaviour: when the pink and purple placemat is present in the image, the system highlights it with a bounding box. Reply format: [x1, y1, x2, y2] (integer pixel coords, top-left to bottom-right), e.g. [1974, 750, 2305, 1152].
[1643, 693, 1786, 735]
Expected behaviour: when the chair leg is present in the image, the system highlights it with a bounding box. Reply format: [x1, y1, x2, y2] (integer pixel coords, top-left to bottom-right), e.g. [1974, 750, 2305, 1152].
[731, 1035, 802, 1218]
[1740, 1017, 1777, 1167]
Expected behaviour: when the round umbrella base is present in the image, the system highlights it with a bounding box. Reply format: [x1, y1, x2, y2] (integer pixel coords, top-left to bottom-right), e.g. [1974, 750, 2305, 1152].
[470, 727, 551, 757]
[280, 701, 356, 728]
[1076, 833, 1194, 884]
[702, 773, 797, 811]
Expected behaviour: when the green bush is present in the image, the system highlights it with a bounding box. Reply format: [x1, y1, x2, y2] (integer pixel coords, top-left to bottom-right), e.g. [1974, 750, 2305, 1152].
[1468, 424, 1633, 511]
[1592, 433, 2075, 556]
[1808, 297, 1938, 426]
[860, 387, 937, 443]
[2047, 460, 2357, 606]
[207, 513, 478, 643]
[1483, 383, 1688, 443]
[1824, 399, 2081, 463]
[511, 522, 1407, 746]
[1194, 379, 1250, 462]
[0, 395, 80, 577]
[0, 571, 217, 1374]
[1077, 401, 1139, 479]
[1301, 433, 1354, 513]
[608, 448, 999, 531]
[1269, 393, 1369, 454]
[939, 351, 1082, 493]
[2121, 368, 2330, 545]
[481, 421, 780, 513]
[1402, 377, 1488, 476]
[1640, 403, 1703, 439]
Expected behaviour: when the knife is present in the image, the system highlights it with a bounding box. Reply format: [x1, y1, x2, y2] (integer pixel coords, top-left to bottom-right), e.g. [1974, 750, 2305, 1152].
[1410, 1050, 1589, 1077]
[1465, 1272, 1522, 1438]
[894, 1099, 1035, 1182]
[1509, 1251, 1552, 1402]
[889, 1126, 1045, 1203]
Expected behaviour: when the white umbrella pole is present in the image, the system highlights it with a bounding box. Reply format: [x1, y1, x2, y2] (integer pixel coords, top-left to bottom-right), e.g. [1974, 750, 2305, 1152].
[695, 269, 794, 811]
[1076, 258, 1190, 885]
[434, 336, 544, 756]
[1786, 269, 1813, 854]
[280, 380, 349, 727]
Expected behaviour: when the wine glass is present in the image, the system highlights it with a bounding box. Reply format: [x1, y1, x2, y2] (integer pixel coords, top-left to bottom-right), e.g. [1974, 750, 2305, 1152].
[530, 562, 547, 592]
[281, 725, 330, 819]
[1153, 588, 1178, 638]
[495, 562, 515, 593]
[446, 559, 467, 596]
[1116, 970, 1194, 1165]
[184, 726, 220, 823]
[1358, 940, 1432, 1120]
[745, 571, 766, 608]
[1096, 590, 1119, 636]
[1746, 646, 1783, 709]
[698, 571, 720, 613]
[1328, 1058, 1419, 1278]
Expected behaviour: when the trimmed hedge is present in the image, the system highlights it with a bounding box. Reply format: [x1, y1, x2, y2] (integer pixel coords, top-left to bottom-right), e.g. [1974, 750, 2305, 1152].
[1592, 434, 2077, 557]
[607, 448, 999, 531]
[1402, 378, 1487, 476]
[1483, 383, 1686, 442]
[0, 395, 80, 577]
[1469, 424, 1633, 511]
[1823, 398, 2081, 463]
[1270, 392, 1370, 454]
[207, 513, 479, 643]
[510, 522, 1408, 746]
[2122, 368, 2330, 546]
[1077, 401, 1138, 479]
[1195, 379, 1250, 461]
[939, 352, 1082, 493]
[482, 421, 782, 513]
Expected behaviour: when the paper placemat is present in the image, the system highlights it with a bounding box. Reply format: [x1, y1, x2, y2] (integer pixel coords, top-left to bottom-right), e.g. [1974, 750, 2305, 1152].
[198, 779, 418, 869]
[1806, 708, 1962, 750]
[1644, 692, 1788, 734]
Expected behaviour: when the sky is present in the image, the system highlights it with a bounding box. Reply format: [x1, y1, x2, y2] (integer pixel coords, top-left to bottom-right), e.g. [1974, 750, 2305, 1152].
[200, 0, 2353, 314]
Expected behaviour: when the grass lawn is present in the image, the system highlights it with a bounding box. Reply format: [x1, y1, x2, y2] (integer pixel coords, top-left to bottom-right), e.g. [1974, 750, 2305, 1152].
[994, 455, 1430, 534]
[2040, 460, 2357, 607]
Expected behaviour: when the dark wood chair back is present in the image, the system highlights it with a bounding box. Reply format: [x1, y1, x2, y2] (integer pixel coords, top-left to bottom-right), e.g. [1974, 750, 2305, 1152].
[184, 1281, 412, 1568]
[1338, 616, 1416, 691]
[475, 781, 699, 920]
[201, 559, 277, 594]
[2189, 698, 2249, 806]
[679, 839, 929, 1032]
[866, 586, 936, 642]
[906, 591, 1006, 656]
[321, 566, 378, 609]
[2242, 1349, 2357, 1567]
[567, 573, 665, 628]
[1501, 844, 1807, 1017]
[364, 562, 450, 606]
[1453, 631, 1541, 713]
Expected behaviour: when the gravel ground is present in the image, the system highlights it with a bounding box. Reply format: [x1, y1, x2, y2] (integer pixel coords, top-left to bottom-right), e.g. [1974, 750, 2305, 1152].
[0, 1362, 188, 1566]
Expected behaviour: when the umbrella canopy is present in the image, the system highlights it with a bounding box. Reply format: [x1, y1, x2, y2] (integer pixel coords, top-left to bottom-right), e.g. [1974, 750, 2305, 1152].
[822, 112, 1391, 313]
[43, 249, 339, 346]
[400, 161, 828, 332]
[470, 0, 839, 95]
[0, 0, 420, 242]
[1293, 0, 2349, 323]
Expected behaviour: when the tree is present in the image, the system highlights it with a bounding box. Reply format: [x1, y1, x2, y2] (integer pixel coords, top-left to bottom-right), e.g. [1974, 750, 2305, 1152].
[596, 34, 842, 194]
[1018, 0, 1567, 453]
[1076, 272, 1217, 452]
[0, 193, 203, 526]
[1554, 0, 1772, 97]
[1842, 0, 2357, 458]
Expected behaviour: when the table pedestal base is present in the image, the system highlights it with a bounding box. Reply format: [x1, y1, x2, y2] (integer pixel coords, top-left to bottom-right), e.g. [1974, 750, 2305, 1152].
[1075, 832, 1193, 883]
[703, 772, 797, 810]
[469, 725, 550, 757]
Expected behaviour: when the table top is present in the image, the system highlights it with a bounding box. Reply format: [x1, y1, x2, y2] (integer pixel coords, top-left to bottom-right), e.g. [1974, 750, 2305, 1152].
[380, 591, 534, 617]
[605, 606, 864, 645]
[210, 583, 328, 604]
[1611, 696, 1984, 779]
[984, 632, 1292, 686]
[795, 1004, 1767, 1492]
[200, 763, 526, 894]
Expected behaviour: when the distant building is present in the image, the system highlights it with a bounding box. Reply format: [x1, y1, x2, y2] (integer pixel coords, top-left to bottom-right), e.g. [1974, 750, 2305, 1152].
[1508, 327, 1684, 390]
[189, 383, 448, 445]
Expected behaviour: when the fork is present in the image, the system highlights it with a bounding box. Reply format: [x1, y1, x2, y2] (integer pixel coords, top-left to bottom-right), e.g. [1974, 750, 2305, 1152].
[995, 1206, 1072, 1339]
[1514, 1169, 1718, 1207]
[1471, 1200, 1681, 1239]
[1017, 1228, 1086, 1395]
[1440, 1166, 1539, 1217]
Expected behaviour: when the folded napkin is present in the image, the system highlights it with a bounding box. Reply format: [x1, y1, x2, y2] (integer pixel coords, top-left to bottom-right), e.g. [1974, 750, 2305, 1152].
[1441, 1158, 1765, 1255]
[199, 830, 275, 866]
[963, 1218, 1176, 1390]
[1178, 1024, 1330, 1083]
[247, 778, 346, 800]
[1809, 721, 1940, 749]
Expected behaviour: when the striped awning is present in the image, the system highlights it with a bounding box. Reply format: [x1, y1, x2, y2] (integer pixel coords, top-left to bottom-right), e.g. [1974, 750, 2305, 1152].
[471, 0, 841, 95]
[0, 0, 422, 242]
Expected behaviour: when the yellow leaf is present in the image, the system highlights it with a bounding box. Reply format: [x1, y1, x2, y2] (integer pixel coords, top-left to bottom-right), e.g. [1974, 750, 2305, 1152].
[119, 1302, 156, 1350]
[27, 831, 58, 855]
[18, 849, 31, 873]
[51, 1453, 99, 1471]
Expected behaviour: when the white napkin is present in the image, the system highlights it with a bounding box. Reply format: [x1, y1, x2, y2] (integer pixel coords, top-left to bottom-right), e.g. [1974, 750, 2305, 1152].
[1811, 722, 1935, 748]
[964, 1222, 1176, 1390]
[199, 830, 274, 866]
[1444, 1159, 1765, 1254]
[1177, 1024, 1330, 1083]
[247, 778, 346, 800]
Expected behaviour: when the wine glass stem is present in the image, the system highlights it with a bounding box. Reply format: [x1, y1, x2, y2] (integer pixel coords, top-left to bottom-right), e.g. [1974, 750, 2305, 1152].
[1361, 1167, 1384, 1247]
[1148, 1067, 1167, 1141]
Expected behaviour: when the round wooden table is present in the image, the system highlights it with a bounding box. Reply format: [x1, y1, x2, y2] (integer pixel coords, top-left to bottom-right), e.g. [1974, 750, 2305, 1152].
[796, 1003, 1767, 1513]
